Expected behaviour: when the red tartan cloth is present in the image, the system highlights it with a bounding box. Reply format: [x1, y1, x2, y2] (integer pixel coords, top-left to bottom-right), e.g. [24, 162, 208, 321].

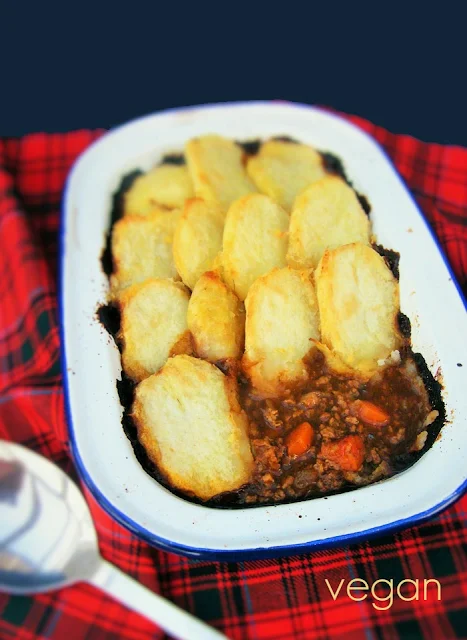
[1, 112, 467, 640]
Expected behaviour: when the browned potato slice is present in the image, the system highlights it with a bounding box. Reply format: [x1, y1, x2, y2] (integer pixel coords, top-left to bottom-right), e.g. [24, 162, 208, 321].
[185, 134, 256, 209]
[210, 251, 224, 277]
[124, 165, 194, 215]
[172, 198, 224, 290]
[246, 139, 326, 211]
[287, 176, 370, 269]
[110, 210, 181, 293]
[222, 194, 289, 301]
[187, 271, 245, 362]
[315, 243, 401, 377]
[243, 267, 320, 396]
[118, 279, 190, 382]
[133, 355, 254, 500]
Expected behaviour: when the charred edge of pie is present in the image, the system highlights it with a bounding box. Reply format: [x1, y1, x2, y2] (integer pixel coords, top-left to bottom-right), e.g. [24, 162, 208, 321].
[391, 351, 446, 473]
[373, 243, 400, 280]
[97, 302, 121, 339]
[356, 193, 372, 216]
[236, 139, 262, 156]
[320, 151, 348, 182]
[271, 135, 300, 144]
[122, 408, 215, 505]
[97, 303, 132, 406]
[237, 136, 300, 157]
[160, 153, 186, 166]
[320, 151, 372, 217]
[100, 170, 143, 276]
[96, 302, 222, 505]
[98, 301, 130, 399]
[397, 312, 412, 340]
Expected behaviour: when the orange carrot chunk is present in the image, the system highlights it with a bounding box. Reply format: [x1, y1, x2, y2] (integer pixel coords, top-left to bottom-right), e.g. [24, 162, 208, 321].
[286, 422, 314, 457]
[321, 435, 365, 471]
[358, 401, 390, 427]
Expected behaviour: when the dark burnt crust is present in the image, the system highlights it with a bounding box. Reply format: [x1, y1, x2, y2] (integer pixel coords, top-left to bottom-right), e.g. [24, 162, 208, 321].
[320, 152, 348, 181]
[373, 243, 401, 280]
[97, 302, 121, 339]
[236, 139, 262, 156]
[271, 135, 300, 144]
[96, 302, 201, 501]
[391, 352, 445, 473]
[100, 170, 143, 277]
[160, 153, 186, 166]
[397, 312, 412, 340]
[98, 143, 447, 509]
[320, 151, 372, 217]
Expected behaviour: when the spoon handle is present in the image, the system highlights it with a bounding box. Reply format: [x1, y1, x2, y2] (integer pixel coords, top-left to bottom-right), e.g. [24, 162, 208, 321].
[89, 559, 228, 640]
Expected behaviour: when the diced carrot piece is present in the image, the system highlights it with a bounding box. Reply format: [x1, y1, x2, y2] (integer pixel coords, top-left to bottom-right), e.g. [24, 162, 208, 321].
[321, 435, 365, 471]
[358, 401, 390, 427]
[286, 422, 314, 457]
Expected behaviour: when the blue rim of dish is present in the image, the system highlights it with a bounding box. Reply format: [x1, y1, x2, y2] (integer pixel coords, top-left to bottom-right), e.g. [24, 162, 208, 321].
[58, 101, 467, 560]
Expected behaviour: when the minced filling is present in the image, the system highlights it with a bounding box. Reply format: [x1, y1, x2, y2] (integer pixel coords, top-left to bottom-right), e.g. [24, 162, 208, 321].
[235, 349, 434, 504]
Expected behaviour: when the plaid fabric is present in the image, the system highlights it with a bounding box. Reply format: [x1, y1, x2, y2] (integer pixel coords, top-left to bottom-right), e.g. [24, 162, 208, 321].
[1, 112, 466, 640]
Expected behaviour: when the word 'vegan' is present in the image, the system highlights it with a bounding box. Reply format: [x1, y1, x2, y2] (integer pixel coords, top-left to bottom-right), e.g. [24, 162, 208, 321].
[325, 578, 441, 610]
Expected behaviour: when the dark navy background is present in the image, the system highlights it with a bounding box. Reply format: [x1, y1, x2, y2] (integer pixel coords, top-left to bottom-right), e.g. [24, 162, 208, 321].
[1, 4, 466, 145]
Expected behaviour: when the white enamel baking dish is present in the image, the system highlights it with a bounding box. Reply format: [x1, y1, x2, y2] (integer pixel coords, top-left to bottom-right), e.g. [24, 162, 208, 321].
[60, 102, 467, 559]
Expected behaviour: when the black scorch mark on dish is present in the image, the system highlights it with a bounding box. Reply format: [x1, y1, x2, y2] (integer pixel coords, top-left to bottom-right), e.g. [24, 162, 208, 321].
[271, 135, 300, 144]
[117, 373, 135, 408]
[98, 303, 135, 408]
[160, 153, 186, 165]
[237, 135, 301, 158]
[236, 139, 262, 156]
[97, 303, 121, 340]
[397, 312, 412, 340]
[100, 170, 143, 276]
[355, 193, 371, 216]
[321, 152, 348, 182]
[391, 352, 445, 473]
[373, 243, 400, 280]
[320, 151, 372, 217]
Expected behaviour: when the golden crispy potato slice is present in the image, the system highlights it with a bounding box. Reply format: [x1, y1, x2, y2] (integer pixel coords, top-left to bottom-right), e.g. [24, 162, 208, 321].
[246, 139, 326, 211]
[315, 243, 401, 377]
[287, 175, 370, 269]
[185, 134, 256, 209]
[172, 198, 224, 290]
[118, 279, 190, 382]
[133, 355, 254, 500]
[124, 164, 194, 215]
[243, 267, 320, 396]
[110, 210, 181, 293]
[187, 271, 245, 362]
[210, 251, 224, 276]
[222, 194, 289, 301]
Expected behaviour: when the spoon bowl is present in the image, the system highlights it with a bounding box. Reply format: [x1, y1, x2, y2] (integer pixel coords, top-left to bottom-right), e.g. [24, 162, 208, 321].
[0, 441, 227, 640]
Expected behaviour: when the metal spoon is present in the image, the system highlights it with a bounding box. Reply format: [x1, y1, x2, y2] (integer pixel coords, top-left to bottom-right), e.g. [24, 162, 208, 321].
[0, 440, 227, 640]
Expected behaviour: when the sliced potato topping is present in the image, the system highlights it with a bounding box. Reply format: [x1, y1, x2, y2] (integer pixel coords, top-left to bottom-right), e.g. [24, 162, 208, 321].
[185, 134, 256, 209]
[110, 210, 181, 293]
[124, 164, 194, 215]
[247, 139, 326, 211]
[315, 243, 401, 377]
[222, 193, 289, 301]
[287, 175, 370, 269]
[172, 198, 224, 290]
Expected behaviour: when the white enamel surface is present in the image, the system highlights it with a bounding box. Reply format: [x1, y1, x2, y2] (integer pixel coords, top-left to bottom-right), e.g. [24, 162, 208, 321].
[62, 102, 467, 556]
